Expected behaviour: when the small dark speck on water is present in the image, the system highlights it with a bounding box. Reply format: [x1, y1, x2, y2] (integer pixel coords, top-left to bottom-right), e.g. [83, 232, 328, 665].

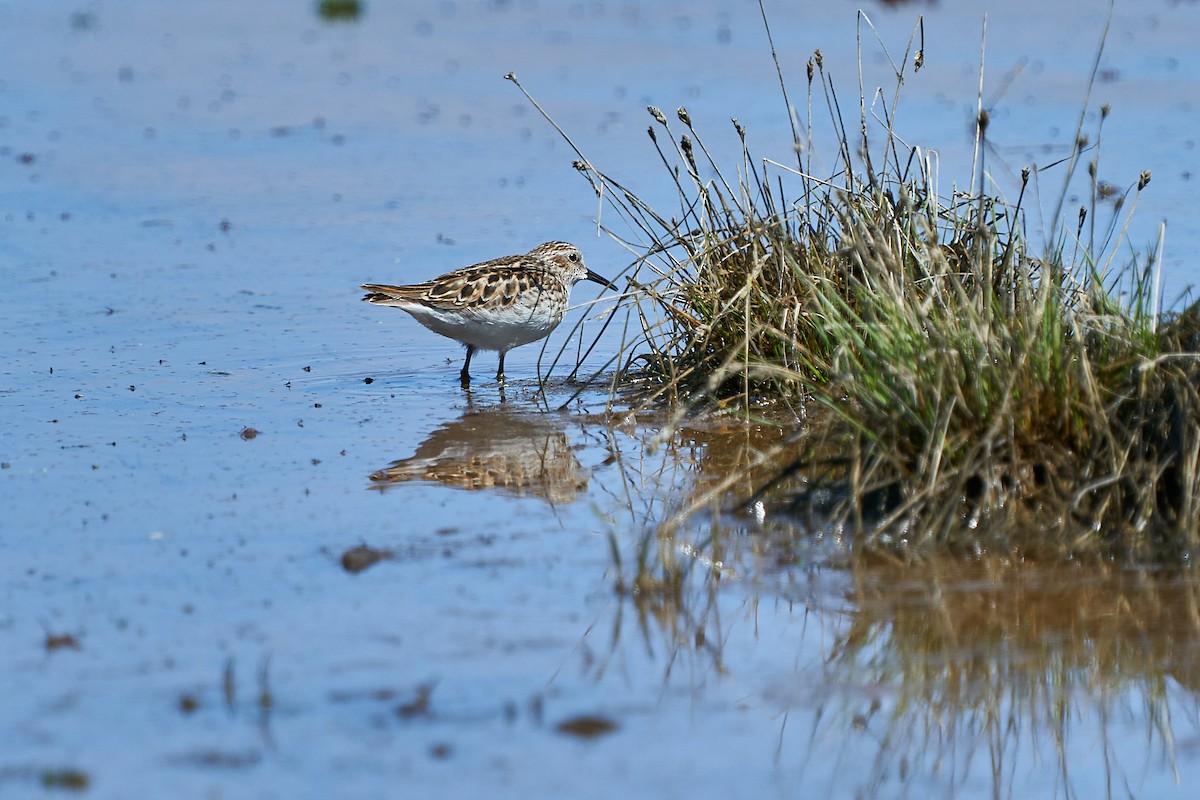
[240, 426, 258, 440]
[219, 219, 232, 232]
[363, 377, 374, 384]
[41, 768, 89, 791]
[45, 632, 81, 652]
[530, 694, 544, 724]
[69, 11, 97, 31]
[396, 681, 436, 719]
[172, 750, 261, 769]
[304, 365, 312, 372]
[341, 544, 392, 573]
[223, 658, 236, 710]
[318, 0, 364, 22]
[555, 714, 618, 739]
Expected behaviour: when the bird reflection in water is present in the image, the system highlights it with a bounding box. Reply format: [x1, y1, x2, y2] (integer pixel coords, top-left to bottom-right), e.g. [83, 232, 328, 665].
[368, 408, 588, 505]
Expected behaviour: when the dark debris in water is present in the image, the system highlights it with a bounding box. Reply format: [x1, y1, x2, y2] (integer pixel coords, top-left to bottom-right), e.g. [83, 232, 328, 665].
[0, 765, 89, 792]
[555, 714, 618, 740]
[341, 544, 393, 573]
[169, 749, 261, 769]
[318, 0, 363, 22]
[40, 768, 90, 791]
[395, 681, 436, 719]
[44, 632, 81, 652]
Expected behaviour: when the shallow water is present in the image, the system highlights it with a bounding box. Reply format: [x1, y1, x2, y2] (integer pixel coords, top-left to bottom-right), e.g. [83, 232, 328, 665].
[5, 0, 1200, 797]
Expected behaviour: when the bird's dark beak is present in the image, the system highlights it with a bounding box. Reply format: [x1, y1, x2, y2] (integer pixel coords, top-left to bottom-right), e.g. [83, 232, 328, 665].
[586, 269, 618, 291]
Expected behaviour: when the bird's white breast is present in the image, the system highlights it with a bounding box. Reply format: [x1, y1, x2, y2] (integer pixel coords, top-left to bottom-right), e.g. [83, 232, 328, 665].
[398, 299, 564, 352]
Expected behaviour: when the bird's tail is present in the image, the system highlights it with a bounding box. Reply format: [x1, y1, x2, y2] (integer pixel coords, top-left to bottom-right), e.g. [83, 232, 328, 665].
[361, 284, 408, 305]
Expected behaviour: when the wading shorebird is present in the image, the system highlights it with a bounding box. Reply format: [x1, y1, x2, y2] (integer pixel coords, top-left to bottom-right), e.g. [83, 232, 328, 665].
[361, 241, 616, 385]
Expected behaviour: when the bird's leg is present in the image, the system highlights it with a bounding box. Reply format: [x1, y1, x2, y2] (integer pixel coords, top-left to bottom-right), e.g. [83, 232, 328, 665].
[460, 345, 475, 386]
[496, 352, 506, 383]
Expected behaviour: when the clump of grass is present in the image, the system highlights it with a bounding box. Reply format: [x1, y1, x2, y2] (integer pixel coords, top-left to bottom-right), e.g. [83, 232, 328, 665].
[511, 9, 1200, 561]
[761, 164, 1200, 559]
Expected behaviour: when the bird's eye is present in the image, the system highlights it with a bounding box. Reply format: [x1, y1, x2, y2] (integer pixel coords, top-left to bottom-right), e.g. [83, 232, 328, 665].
[568, 252, 579, 262]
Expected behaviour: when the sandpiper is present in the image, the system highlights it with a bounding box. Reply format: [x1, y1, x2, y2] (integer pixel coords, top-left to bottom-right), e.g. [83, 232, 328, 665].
[362, 241, 616, 385]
